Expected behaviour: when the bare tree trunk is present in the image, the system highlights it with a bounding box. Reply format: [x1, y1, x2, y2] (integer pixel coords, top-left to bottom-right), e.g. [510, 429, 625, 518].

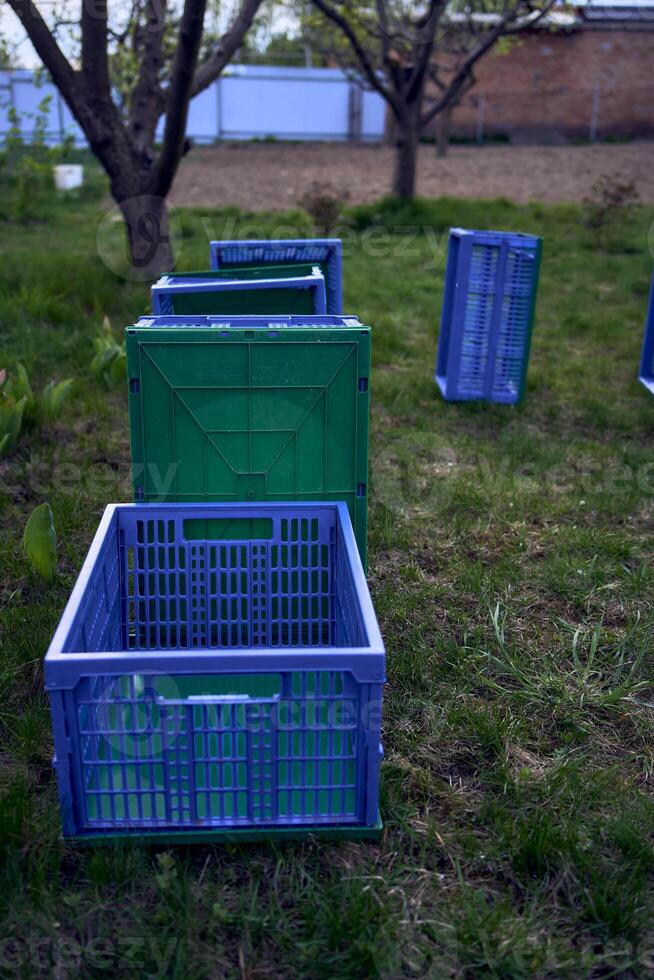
[118, 193, 175, 280]
[8, 0, 263, 280]
[392, 107, 420, 199]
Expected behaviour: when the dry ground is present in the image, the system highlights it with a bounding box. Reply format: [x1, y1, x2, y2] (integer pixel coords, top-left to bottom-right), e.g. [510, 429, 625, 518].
[169, 139, 654, 211]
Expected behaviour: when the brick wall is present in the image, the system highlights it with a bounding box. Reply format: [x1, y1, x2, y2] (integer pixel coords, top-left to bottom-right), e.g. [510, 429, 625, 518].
[438, 27, 654, 143]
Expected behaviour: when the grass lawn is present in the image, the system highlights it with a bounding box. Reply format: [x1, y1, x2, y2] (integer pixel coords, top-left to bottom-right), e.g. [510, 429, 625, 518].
[1, 182, 654, 977]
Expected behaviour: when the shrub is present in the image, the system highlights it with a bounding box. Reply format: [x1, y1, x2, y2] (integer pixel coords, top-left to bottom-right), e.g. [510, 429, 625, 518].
[299, 181, 351, 234]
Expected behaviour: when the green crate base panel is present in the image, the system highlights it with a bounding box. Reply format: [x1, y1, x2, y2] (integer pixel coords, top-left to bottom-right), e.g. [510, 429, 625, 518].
[60, 814, 383, 845]
[126, 325, 370, 565]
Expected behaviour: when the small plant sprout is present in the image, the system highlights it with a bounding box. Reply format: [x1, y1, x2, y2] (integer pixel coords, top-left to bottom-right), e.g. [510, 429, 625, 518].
[23, 502, 57, 584]
[91, 316, 127, 387]
[0, 366, 28, 456]
[41, 378, 75, 421]
[2, 362, 74, 433]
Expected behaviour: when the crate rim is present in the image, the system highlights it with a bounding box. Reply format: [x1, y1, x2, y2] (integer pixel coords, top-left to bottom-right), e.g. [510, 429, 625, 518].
[448, 227, 543, 248]
[44, 501, 384, 688]
[153, 269, 325, 293]
[210, 237, 342, 251]
[133, 314, 362, 330]
[152, 269, 327, 316]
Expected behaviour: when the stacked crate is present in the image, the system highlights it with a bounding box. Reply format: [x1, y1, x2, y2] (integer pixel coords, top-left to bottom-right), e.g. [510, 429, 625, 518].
[45, 239, 386, 843]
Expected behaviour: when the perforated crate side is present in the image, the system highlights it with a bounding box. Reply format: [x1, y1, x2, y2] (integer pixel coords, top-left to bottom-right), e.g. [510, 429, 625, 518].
[638, 270, 654, 395]
[209, 239, 343, 315]
[435, 229, 542, 404]
[45, 503, 384, 839]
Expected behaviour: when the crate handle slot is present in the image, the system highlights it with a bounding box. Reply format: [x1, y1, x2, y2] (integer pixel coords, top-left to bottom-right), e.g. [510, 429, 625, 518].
[156, 694, 281, 706]
[188, 694, 252, 702]
[183, 517, 273, 542]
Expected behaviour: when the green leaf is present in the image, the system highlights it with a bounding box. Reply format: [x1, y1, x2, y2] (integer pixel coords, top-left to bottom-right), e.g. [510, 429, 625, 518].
[41, 378, 74, 419]
[14, 362, 33, 405]
[0, 394, 27, 451]
[0, 432, 10, 457]
[23, 502, 57, 584]
[91, 345, 118, 377]
[110, 349, 127, 384]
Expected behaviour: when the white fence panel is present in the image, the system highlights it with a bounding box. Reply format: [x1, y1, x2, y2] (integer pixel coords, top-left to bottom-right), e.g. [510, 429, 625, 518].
[1, 66, 386, 145]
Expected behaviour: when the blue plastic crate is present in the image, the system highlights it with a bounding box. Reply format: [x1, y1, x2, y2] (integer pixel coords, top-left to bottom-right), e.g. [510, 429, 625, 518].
[209, 239, 343, 315]
[435, 228, 542, 404]
[45, 502, 384, 842]
[152, 269, 327, 316]
[638, 270, 654, 395]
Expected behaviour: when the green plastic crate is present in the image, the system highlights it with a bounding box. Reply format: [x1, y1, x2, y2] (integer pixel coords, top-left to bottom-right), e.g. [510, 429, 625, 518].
[126, 319, 371, 565]
[153, 265, 326, 317]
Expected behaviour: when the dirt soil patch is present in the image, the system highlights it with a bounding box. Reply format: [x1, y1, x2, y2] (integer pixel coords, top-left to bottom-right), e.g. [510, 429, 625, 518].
[169, 140, 654, 211]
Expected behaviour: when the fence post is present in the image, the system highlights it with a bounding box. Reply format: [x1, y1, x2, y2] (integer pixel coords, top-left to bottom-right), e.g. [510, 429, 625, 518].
[476, 95, 486, 145]
[589, 81, 600, 142]
[348, 83, 363, 142]
[57, 89, 65, 143]
[436, 105, 452, 158]
[216, 77, 222, 141]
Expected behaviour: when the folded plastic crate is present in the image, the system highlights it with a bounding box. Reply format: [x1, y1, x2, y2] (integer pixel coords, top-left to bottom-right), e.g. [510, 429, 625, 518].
[209, 239, 343, 315]
[638, 270, 654, 394]
[126, 315, 370, 566]
[152, 266, 326, 317]
[45, 503, 384, 842]
[435, 228, 542, 404]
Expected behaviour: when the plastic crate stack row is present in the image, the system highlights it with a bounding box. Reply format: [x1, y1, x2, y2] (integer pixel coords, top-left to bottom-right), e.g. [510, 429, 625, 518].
[45, 238, 386, 844]
[48, 223, 612, 844]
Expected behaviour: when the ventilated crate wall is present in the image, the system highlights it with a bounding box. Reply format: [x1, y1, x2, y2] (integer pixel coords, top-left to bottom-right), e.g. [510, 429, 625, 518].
[435, 229, 542, 404]
[638, 271, 654, 395]
[46, 504, 383, 839]
[210, 239, 343, 315]
[71, 668, 364, 829]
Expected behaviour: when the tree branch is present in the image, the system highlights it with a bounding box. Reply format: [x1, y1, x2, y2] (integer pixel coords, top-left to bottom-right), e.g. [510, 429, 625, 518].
[153, 0, 208, 197]
[310, 0, 401, 116]
[375, 0, 391, 69]
[420, 1, 556, 128]
[405, 0, 446, 104]
[6, 0, 80, 117]
[81, 0, 111, 100]
[129, 0, 167, 153]
[191, 0, 264, 96]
